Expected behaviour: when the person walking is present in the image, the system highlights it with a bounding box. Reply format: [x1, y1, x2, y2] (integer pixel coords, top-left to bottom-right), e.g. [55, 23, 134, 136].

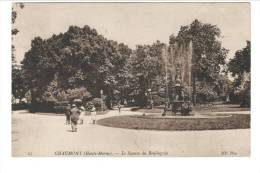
[70, 104, 81, 132]
[90, 104, 97, 124]
[65, 104, 71, 125]
[117, 103, 122, 115]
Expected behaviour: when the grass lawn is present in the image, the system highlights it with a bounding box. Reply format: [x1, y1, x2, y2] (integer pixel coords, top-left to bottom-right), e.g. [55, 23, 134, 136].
[97, 114, 250, 131]
[131, 104, 250, 114]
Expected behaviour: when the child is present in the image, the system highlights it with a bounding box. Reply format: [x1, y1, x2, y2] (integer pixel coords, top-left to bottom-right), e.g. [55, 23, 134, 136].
[117, 103, 121, 115]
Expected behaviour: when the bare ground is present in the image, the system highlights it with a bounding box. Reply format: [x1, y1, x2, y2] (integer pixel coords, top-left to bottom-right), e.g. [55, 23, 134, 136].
[12, 109, 250, 157]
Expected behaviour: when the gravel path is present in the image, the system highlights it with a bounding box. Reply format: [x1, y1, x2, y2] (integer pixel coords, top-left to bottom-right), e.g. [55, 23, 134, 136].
[12, 109, 250, 157]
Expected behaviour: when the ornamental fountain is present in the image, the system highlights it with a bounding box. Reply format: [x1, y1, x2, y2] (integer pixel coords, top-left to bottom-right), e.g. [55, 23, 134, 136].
[162, 40, 193, 116]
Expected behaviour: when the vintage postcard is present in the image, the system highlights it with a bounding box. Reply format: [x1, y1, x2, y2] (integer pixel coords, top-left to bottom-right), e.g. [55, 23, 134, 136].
[11, 2, 250, 157]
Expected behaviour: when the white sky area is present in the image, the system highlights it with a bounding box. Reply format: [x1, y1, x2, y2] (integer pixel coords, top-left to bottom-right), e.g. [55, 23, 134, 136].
[13, 3, 250, 64]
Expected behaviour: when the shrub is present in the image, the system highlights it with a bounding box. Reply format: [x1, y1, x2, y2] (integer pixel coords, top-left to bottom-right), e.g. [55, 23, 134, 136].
[240, 88, 250, 107]
[196, 84, 218, 103]
[31, 83, 92, 112]
[152, 95, 165, 106]
[237, 81, 250, 107]
[86, 98, 107, 111]
[12, 103, 28, 110]
[52, 87, 92, 103]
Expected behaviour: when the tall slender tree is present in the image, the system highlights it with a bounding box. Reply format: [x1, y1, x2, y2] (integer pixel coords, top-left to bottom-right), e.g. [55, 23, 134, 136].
[173, 19, 228, 104]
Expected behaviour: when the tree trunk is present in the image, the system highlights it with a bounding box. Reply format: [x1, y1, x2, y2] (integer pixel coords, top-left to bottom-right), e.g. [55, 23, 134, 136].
[192, 77, 196, 106]
[30, 89, 37, 113]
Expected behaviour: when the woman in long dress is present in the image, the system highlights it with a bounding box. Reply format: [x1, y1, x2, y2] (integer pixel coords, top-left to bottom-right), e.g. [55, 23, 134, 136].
[79, 106, 85, 124]
[90, 105, 97, 124]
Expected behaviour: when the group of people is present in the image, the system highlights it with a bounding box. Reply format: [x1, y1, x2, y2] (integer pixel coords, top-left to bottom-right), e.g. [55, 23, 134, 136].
[65, 100, 123, 132]
[65, 100, 97, 132]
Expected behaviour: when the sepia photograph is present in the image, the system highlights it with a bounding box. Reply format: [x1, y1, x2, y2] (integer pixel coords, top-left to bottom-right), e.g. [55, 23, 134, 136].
[11, 2, 250, 157]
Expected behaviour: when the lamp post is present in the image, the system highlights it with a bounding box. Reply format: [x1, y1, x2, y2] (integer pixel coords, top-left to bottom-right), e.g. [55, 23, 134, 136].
[147, 88, 153, 109]
[100, 89, 103, 111]
[192, 63, 199, 106]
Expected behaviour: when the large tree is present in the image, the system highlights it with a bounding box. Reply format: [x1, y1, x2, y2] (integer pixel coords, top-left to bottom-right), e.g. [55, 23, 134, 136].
[22, 25, 132, 110]
[173, 19, 228, 104]
[130, 41, 165, 106]
[228, 41, 250, 107]
[228, 41, 250, 87]
[12, 3, 24, 65]
[12, 3, 28, 103]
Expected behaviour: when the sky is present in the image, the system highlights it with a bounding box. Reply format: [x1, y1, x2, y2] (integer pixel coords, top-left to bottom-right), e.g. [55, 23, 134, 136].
[13, 3, 250, 64]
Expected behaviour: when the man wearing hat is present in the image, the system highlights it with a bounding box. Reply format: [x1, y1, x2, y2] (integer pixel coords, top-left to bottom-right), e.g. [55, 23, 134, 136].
[70, 103, 81, 132]
[65, 103, 72, 125]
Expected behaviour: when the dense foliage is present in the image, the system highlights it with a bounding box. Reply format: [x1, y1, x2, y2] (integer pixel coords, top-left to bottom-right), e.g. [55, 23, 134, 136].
[22, 25, 131, 110]
[172, 19, 229, 104]
[13, 19, 250, 111]
[228, 41, 250, 107]
[129, 41, 166, 107]
[12, 67, 29, 103]
[12, 3, 27, 104]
